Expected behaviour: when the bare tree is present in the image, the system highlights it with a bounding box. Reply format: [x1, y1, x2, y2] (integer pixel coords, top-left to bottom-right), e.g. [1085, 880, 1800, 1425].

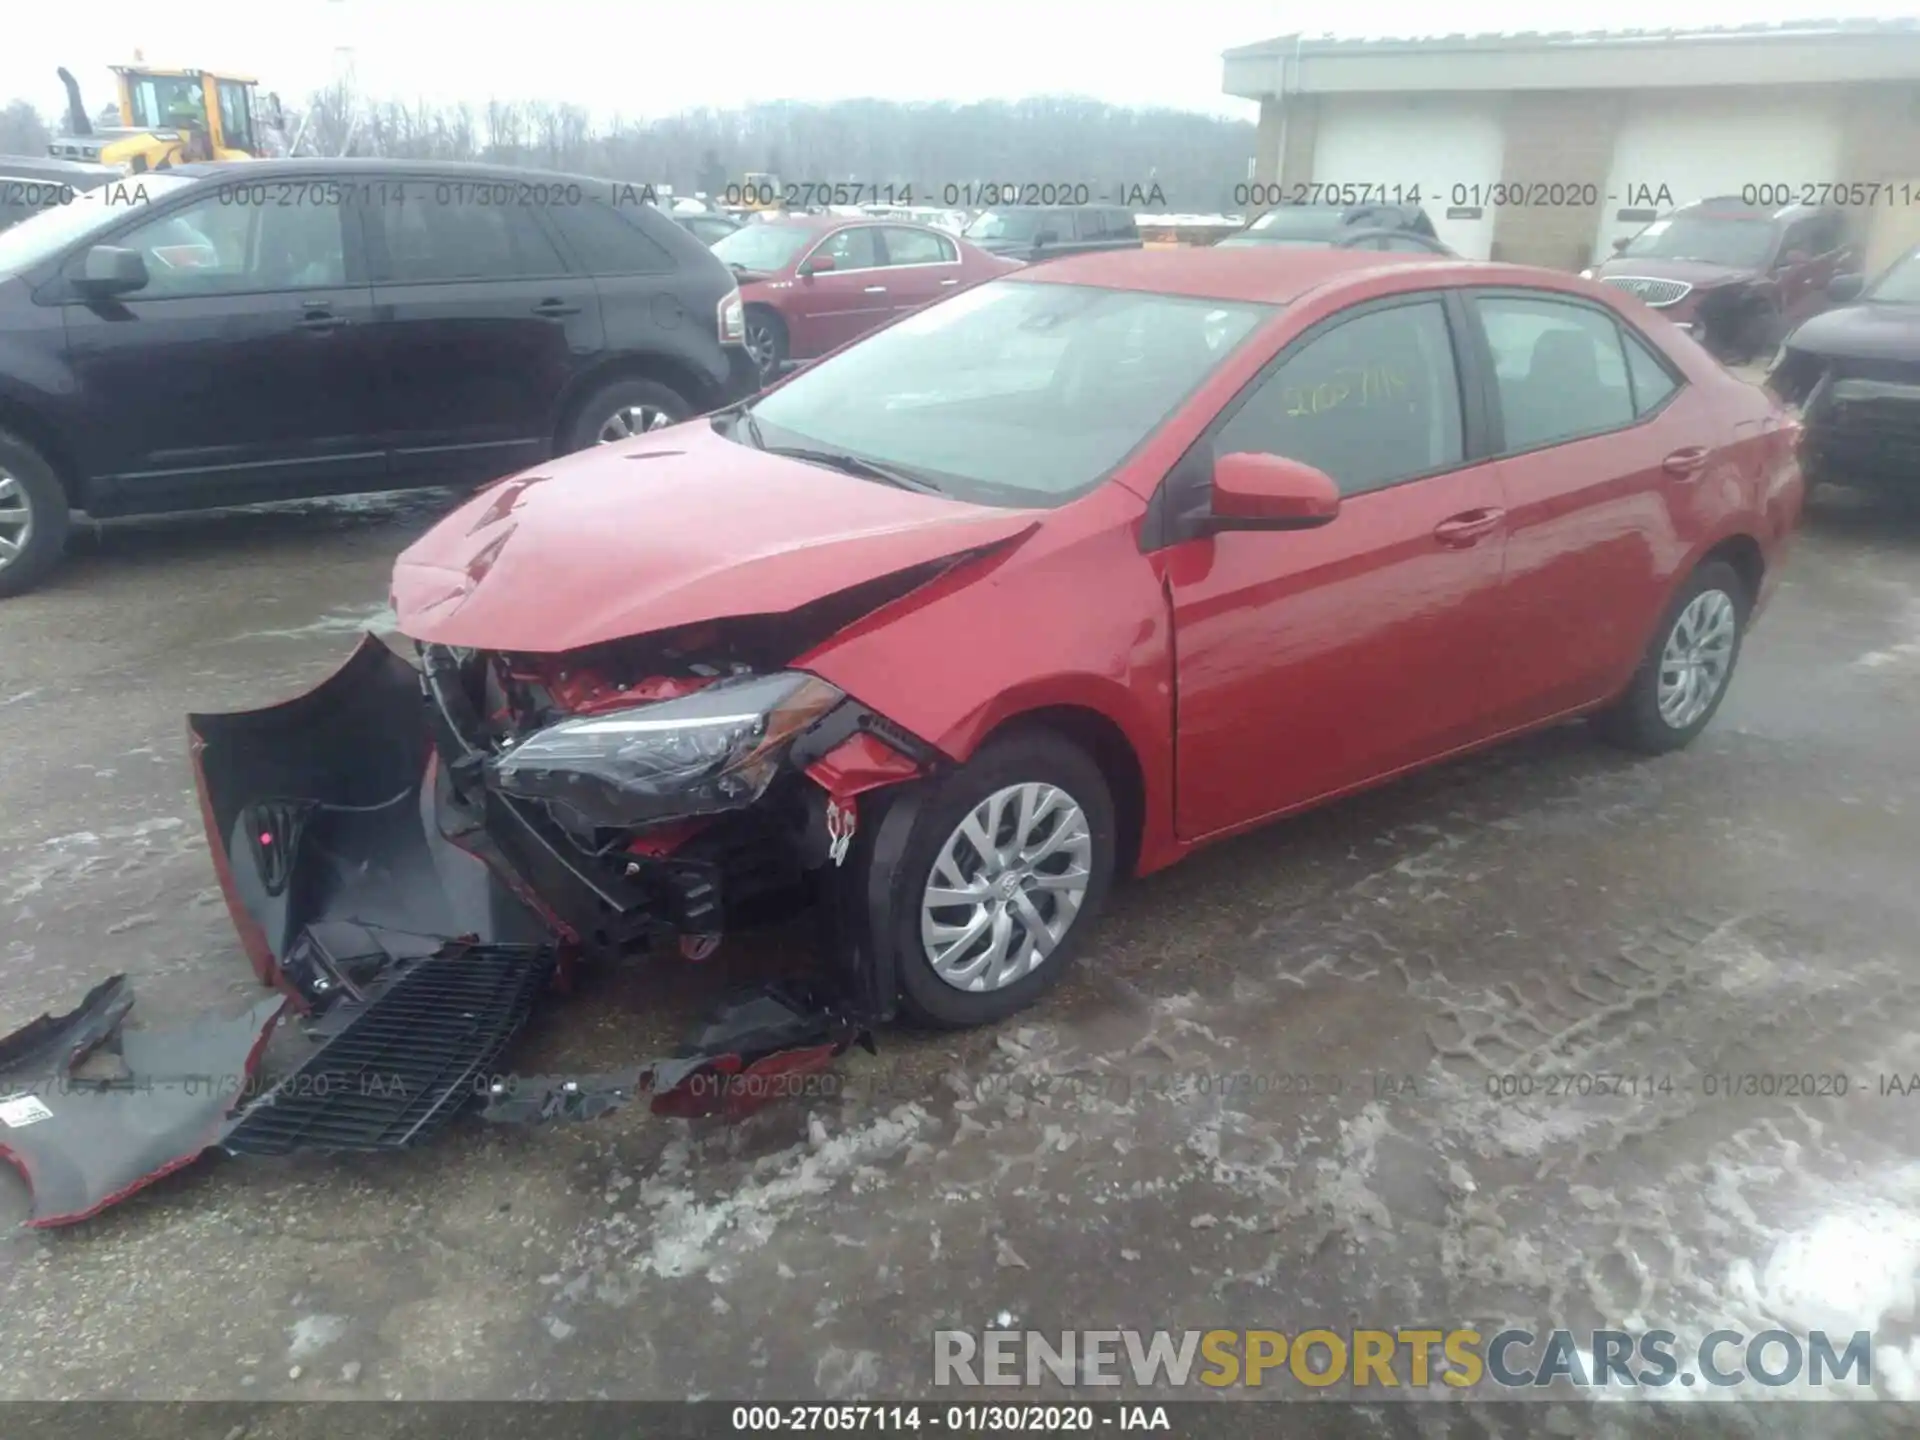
[0, 100, 51, 156]
[4, 77, 1257, 210]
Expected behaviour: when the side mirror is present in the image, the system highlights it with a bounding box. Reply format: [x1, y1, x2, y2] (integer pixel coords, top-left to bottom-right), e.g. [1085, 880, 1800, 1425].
[75, 244, 148, 297]
[1827, 272, 1866, 302]
[799, 253, 836, 276]
[1032, 231, 1056, 250]
[1611, 236, 1630, 253]
[1778, 249, 1811, 268]
[1210, 451, 1341, 531]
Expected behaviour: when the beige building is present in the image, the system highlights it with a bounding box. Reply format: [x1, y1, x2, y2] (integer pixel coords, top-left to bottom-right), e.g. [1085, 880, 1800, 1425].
[1222, 21, 1920, 272]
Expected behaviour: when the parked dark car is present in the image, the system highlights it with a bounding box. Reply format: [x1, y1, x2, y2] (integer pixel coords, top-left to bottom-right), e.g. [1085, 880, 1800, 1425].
[712, 214, 1018, 381]
[1768, 244, 1920, 502]
[0, 158, 758, 596]
[672, 211, 742, 246]
[1218, 203, 1441, 251]
[1587, 198, 1852, 364]
[0, 156, 125, 233]
[961, 205, 1142, 262]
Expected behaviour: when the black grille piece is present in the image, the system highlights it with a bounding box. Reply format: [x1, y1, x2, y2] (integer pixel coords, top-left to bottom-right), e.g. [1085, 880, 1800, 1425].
[221, 943, 555, 1156]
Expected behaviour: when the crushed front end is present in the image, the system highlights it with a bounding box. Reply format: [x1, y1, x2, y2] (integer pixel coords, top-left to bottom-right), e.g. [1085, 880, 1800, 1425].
[184, 609, 941, 1118]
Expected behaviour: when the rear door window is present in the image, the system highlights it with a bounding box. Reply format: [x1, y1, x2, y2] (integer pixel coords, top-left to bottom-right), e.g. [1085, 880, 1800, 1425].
[1475, 295, 1637, 450]
[373, 179, 570, 283]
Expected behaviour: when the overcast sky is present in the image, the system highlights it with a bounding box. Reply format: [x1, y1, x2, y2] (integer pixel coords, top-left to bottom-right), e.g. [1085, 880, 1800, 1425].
[3, 1, 1916, 124]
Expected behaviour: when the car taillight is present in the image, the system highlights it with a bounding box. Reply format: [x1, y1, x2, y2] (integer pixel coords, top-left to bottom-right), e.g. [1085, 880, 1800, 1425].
[718, 290, 745, 346]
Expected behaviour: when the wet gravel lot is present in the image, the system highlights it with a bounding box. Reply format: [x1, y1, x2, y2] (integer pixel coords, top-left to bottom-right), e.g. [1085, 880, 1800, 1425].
[0, 474, 1918, 1434]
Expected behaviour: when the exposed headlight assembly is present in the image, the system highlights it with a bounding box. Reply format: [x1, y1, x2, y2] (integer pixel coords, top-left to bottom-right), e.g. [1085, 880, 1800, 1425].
[486, 671, 843, 830]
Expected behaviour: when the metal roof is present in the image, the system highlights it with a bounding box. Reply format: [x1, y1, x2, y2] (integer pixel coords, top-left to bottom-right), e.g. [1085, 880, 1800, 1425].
[1225, 18, 1920, 59]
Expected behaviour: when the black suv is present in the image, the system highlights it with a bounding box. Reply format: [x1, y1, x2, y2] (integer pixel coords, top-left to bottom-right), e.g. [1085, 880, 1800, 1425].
[961, 204, 1141, 262]
[1218, 203, 1447, 252]
[0, 158, 758, 595]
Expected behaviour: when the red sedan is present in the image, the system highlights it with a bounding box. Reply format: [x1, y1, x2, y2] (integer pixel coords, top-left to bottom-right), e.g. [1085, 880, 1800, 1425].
[711, 214, 1018, 382]
[195, 247, 1805, 1051]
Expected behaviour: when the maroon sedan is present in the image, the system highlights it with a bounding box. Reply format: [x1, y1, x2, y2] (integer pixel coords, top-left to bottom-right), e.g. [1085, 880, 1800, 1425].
[712, 214, 1018, 381]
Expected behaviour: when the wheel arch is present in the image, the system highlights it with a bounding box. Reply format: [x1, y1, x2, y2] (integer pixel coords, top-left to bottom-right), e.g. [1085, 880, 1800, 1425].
[0, 395, 84, 510]
[970, 702, 1149, 883]
[1699, 531, 1765, 611]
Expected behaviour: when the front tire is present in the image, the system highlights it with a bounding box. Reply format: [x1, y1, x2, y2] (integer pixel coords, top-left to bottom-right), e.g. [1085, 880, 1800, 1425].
[1593, 560, 1747, 754]
[0, 429, 72, 599]
[884, 730, 1116, 1029]
[560, 377, 693, 453]
[744, 307, 788, 386]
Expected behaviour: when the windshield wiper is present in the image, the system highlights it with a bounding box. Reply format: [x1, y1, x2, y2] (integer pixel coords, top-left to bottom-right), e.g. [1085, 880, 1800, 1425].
[765, 446, 944, 494]
[710, 399, 767, 450]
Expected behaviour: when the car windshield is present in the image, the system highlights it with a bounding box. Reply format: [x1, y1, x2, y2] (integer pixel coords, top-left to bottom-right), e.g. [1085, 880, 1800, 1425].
[126, 73, 209, 128]
[1619, 214, 1776, 268]
[736, 280, 1271, 507]
[963, 210, 1038, 242]
[0, 175, 191, 276]
[1867, 249, 1920, 303]
[710, 223, 813, 272]
[1238, 207, 1346, 243]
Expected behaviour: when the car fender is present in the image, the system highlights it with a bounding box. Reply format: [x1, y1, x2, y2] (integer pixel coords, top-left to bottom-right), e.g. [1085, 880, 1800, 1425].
[797, 484, 1182, 875]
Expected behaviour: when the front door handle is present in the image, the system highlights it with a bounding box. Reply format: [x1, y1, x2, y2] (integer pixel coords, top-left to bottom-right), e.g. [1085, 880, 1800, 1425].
[532, 298, 581, 318]
[1432, 507, 1506, 548]
[863, 285, 887, 294]
[1663, 446, 1709, 478]
[297, 303, 347, 333]
[939, 278, 959, 286]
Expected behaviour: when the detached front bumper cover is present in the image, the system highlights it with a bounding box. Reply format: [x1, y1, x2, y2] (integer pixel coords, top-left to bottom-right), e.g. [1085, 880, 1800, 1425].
[1, 635, 901, 1225]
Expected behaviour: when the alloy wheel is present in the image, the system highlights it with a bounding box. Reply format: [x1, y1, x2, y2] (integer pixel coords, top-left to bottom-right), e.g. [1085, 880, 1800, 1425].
[596, 406, 675, 443]
[0, 471, 32, 573]
[1656, 588, 1737, 729]
[744, 321, 781, 379]
[919, 781, 1093, 993]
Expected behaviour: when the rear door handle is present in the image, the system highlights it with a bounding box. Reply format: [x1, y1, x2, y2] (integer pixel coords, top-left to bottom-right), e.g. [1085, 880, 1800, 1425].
[863, 285, 888, 294]
[532, 298, 581, 318]
[1663, 446, 1709, 478]
[1432, 507, 1506, 548]
[939, 278, 959, 287]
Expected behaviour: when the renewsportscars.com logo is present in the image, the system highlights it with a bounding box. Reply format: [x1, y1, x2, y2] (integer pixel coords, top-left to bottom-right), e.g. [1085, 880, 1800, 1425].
[933, 1328, 1875, 1392]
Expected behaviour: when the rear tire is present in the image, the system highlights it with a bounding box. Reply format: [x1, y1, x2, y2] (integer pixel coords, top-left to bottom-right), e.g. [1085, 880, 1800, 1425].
[883, 730, 1116, 1029]
[560, 377, 693, 453]
[0, 429, 71, 599]
[1593, 560, 1748, 754]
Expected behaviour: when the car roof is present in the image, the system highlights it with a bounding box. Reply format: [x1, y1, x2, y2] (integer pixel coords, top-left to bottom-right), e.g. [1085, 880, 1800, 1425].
[0, 155, 124, 180]
[1003, 246, 1471, 303]
[742, 212, 940, 235]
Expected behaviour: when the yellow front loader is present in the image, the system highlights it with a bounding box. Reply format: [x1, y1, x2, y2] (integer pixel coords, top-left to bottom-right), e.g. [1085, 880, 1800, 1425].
[49, 58, 285, 173]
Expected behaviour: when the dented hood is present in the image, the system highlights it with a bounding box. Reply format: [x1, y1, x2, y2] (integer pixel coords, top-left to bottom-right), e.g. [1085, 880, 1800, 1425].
[392, 420, 1040, 653]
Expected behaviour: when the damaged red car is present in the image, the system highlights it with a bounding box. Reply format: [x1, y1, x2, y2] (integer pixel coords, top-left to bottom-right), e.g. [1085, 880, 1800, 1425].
[2, 247, 1807, 1225]
[208, 245, 1808, 1040]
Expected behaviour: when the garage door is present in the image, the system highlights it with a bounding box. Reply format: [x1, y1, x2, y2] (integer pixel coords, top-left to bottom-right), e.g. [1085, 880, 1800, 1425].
[1312, 96, 1507, 259]
[1593, 94, 1846, 264]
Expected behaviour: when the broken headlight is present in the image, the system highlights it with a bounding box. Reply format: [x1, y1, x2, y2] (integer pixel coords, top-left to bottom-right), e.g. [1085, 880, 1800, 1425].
[486, 672, 842, 830]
